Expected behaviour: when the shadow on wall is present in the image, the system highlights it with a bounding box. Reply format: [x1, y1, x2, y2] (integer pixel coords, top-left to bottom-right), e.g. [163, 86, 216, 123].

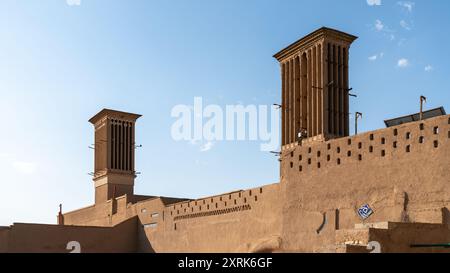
[443, 208, 450, 228]
[137, 219, 155, 253]
[246, 235, 282, 253]
[2, 217, 139, 253]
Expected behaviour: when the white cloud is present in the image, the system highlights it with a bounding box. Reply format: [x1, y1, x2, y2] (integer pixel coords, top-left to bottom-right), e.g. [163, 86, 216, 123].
[0, 154, 37, 175]
[200, 142, 214, 152]
[375, 19, 384, 31]
[397, 58, 409, 68]
[66, 0, 81, 6]
[368, 52, 384, 61]
[425, 65, 433, 72]
[13, 161, 37, 175]
[400, 20, 412, 30]
[398, 1, 414, 12]
[367, 0, 382, 6]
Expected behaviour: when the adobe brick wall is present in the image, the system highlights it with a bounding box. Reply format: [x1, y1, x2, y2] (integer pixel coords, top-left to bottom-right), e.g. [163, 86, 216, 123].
[4, 217, 138, 253]
[0, 227, 9, 252]
[280, 115, 450, 252]
[59, 183, 282, 253]
[135, 183, 282, 253]
[369, 223, 450, 253]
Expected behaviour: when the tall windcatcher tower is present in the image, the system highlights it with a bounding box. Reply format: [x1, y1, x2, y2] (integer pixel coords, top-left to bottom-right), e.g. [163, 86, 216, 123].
[273, 27, 357, 149]
[89, 109, 142, 204]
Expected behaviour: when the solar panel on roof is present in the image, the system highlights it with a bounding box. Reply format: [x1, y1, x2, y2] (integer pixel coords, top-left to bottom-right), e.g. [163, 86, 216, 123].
[384, 107, 446, 127]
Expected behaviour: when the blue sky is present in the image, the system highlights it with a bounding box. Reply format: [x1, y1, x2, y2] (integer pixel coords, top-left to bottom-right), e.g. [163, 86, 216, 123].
[0, 0, 449, 225]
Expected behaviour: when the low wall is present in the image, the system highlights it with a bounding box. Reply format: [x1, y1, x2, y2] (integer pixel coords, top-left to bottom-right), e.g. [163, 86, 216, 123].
[0, 227, 10, 252]
[140, 183, 282, 253]
[3, 217, 138, 253]
[369, 222, 450, 253]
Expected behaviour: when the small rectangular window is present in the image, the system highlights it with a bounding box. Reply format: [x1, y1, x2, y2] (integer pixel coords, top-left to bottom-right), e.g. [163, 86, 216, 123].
[144, 223, 157, 229]
[151, 213, 159, 218]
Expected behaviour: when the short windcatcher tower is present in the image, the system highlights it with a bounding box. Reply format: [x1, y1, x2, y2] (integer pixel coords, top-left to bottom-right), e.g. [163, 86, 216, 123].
[89, 109, 142, 204]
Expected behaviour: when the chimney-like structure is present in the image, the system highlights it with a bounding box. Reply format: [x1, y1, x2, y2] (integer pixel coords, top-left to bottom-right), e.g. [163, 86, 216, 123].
[273, 27, 357, 149]
[89, 109, 142, 204]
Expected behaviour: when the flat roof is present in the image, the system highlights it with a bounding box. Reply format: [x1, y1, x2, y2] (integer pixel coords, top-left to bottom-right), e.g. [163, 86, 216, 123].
[273, 27, 358, 62]
[89, 108, 142, 124]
